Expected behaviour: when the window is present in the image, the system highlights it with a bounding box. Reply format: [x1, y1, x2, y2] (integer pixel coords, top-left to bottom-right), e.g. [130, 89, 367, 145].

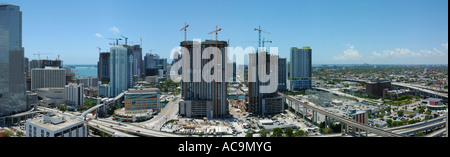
[28, 125, 32, 137]
[41, 130, 44, 137]
[0, 94, 2, 98]
[46, 132, 50, 137]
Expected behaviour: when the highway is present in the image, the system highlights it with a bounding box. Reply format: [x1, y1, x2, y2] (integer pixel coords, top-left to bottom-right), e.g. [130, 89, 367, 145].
[139, 94, 181, 131]
[81, 92, 125, 118]
[88, 123, 137, 137]
[92, 118, 185, 137]
[279, 92, 404, 137]
[393, 121, 446, 136]
[424, 128, 447, 137]
[385, 116, 446, 131]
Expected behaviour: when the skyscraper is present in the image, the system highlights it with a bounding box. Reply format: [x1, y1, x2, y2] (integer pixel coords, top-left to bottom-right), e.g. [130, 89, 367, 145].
[178, 40, 229, 119]
[98, 52, 110, 83]
[0, 4, 27, 117]
[289, 47, 312, 91]
[125, 45, 142, 79]
[247, 53, 284, 116]
[110, 45, 130, 97]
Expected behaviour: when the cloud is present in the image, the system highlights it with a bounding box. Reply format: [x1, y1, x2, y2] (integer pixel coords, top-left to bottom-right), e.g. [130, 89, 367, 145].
[94, 33, 103, 38]
[443, 42, 448, 50]
[332, 45, 363, 61]
[371, 47, 445, 59]
[109, 26, 120, 35]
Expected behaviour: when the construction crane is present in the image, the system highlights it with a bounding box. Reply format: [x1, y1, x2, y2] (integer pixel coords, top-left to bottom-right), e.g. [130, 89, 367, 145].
[107, 38, 122, 46]
[208, 25, 222, 118]
[243, 38, 272, 47]
[254, 25, 270, 49]
[33, 52, 54, 61]
[180, 22, 189, 99]
[121, 35, 128, 45]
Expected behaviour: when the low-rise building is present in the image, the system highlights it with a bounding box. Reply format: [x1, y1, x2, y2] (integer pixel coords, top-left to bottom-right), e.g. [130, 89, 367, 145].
[25, 114, 88, 137]
[422, 98, 445, 110]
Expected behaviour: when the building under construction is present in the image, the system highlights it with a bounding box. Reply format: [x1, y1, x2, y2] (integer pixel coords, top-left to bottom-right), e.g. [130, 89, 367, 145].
[178, 40, 230, 119]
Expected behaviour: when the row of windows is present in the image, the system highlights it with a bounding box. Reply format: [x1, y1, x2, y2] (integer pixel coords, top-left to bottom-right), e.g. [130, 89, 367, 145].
[28, 124, 86, 137]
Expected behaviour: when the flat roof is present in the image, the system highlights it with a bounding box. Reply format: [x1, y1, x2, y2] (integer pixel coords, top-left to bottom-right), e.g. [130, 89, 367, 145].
[423, 98, 442, 101]
[27, 114, 84, 132]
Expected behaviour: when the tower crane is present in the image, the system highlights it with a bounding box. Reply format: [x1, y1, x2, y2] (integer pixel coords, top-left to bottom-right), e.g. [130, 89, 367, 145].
[208, 25, 222, 118]
[254, 26, 270, 50]
[180, 22, 189, 99]
[33, 52, 54, 61]
[107, 38, 122, 46]
[96, 47, 102, 53]
[121, 35, 128, 45]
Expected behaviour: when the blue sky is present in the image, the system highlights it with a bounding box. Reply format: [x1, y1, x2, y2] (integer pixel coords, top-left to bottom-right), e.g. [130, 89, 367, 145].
[4, 0, 448, 65]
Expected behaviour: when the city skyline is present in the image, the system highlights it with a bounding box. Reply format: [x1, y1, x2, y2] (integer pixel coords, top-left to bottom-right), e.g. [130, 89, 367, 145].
[2, 0, 448, 65]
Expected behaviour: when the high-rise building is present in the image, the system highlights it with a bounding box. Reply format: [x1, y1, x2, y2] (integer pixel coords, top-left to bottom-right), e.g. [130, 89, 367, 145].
[278, 58, 287, 92]
[97, 52, 110, 83]
[289, 47, 312, 91]
[179, 40, 229, 119]
[0, 4, 27, 117]
[31, 67, 66, 90]
[109, 45, 130, 97]
[64, 83, 84, 107]
[125, 45, 142, 79]
[247, 53, 284, 116]
[144, 53, 168, 77]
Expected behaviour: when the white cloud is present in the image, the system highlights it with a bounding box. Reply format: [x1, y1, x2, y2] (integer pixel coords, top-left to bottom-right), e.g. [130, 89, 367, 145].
[332, 45, 363, 61]
[442, 42, 448, 50]
[109, 26, 120, 35]
[95, 33, 103, 38]
[371, 47, 445, 59]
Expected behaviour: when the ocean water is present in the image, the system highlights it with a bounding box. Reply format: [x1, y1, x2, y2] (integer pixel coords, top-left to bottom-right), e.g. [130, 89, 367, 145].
[69, 65, 97, 78]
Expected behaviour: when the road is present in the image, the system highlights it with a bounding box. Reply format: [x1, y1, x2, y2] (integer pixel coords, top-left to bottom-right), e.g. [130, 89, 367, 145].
[279, 92, 404, 137]
[139, 94, 181, 130]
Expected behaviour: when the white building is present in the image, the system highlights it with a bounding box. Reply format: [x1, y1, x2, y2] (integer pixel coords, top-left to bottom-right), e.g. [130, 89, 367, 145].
[77, 77, 98, 87]
[25, 114, 88, 137]
[65, 83, 84, 107]
[31, 67, 66, 90]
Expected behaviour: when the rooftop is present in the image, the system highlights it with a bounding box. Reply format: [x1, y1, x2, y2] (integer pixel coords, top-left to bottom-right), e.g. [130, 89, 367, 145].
[26, 113, 85, 132]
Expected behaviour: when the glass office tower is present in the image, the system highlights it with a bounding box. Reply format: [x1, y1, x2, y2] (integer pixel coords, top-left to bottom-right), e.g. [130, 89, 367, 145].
[289, 47, 312, 91]
[0, 4, 27, 117]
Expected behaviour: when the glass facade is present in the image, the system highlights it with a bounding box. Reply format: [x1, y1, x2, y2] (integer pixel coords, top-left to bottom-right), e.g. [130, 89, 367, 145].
[110, 45, 129, 97]
[0, 4, 27, 117]
[289, 47, 312, 90]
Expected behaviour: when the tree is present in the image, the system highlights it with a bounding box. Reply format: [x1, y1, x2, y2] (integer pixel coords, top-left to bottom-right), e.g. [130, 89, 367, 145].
[60, 105, 67, 112]
[284, 128, 294, 137]
[273, 128, 283, 137]
[16, 131, 24, 137]
[416, 132, 425, 137]
[245, 133, 253, 137]
[322, 127, 332, 134]
[386, 119, 393, 126]
[2, 130, 14, 137]
[294, 130, 308, 137]
[397, 110, 404, 117]
[259, 129, 269, 137]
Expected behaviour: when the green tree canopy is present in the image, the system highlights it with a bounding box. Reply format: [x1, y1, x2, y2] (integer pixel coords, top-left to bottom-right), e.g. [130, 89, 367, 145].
[273, 128, 283, 137]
